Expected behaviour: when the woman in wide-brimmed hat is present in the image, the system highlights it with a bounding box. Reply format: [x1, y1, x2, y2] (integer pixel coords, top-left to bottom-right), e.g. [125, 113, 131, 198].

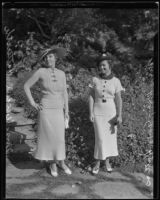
[89, 53, 124, 174]
[24, 46, 72, 177]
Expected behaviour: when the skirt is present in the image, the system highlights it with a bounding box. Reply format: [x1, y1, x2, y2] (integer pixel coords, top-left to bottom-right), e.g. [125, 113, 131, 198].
[33, 108, 66, 161]
[93, 99, 119, 160]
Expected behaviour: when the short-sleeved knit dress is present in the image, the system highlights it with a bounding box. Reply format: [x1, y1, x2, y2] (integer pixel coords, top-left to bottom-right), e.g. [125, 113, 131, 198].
[89, 76, 124, 160]
[26, 67, 67, 161]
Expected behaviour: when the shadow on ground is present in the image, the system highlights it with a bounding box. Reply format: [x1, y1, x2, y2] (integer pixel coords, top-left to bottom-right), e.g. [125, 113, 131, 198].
[8, 152, 44, 170]
[118, 169, 153, 198]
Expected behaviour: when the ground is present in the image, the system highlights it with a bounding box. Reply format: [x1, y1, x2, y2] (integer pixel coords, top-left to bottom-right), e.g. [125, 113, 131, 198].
[6, 75, 153, 199]
[6, 107, 153, 199]
[6, 156, 153, 199]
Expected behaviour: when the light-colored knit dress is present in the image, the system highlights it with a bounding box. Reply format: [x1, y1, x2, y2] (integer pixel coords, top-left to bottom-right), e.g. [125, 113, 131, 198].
[89, 76, 124, 160]
[25, 67, 68, 161]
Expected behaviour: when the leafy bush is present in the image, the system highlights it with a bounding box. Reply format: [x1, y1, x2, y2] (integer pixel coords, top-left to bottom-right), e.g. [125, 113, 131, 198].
[113, 67, 153, 170]
[10, 63, 153, 171]
[5, 8, 155, 172]
[65, 99, 95, 168]
[66, 66, 153, 170]
[9, 70, 43, 121]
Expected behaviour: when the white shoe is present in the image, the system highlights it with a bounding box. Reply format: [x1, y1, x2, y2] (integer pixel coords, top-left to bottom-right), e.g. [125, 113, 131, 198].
[92, 166, 100, 174]
[64, 167, 72, 175]
[59, 163, 72, 175]
[106, 167, 113, 172]
[106, 165, 113, 172]
[50, 165, 58, 177]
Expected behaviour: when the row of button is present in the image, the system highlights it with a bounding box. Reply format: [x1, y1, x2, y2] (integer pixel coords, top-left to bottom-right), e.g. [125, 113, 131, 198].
[102, 80, 107, 102]
[51, 70, 57, 82]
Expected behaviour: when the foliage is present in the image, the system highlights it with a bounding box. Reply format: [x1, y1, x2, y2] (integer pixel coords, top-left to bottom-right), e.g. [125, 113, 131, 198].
[3, 8, 158, 75]
[6, 77, 16, 155]
[65, 99, 95, 167]
[4, 29, 44, 76]
[67, 65, 153, 169]
[9, 70, 43, 121]
[114, 70, 153, 169]
[6, 8, 155, 171]
[10, 60, 153, 170]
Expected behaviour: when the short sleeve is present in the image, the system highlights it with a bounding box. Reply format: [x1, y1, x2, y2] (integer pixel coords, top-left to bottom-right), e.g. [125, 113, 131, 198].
[88, 77, 96, 88]
[115, 78, 125, 93]
[88, 77, 96, 99]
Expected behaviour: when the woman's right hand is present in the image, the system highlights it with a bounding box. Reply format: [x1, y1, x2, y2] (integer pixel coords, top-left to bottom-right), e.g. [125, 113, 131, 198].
[31, 102, 43, 111]
[89, 113, 94, 122]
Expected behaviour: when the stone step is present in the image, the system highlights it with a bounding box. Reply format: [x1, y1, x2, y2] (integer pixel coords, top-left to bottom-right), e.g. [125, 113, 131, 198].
[15, 126, 36, 140]
[10, 113, 35, 126]
[8, 128, 36, 145]
[8, 131, 26, 144]
[13, 144, 31, 154]
[11, 107, 24, 113]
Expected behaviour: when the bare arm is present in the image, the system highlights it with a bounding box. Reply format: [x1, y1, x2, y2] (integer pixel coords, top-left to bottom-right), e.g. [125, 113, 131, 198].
[24, 69, 42, 110]
[63, 73, 69, 118]
[115, 91, 122, 123]
[89, 88, 95, 122]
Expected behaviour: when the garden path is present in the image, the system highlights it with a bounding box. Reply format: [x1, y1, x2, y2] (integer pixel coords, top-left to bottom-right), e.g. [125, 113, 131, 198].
[6, 105, 153, 199]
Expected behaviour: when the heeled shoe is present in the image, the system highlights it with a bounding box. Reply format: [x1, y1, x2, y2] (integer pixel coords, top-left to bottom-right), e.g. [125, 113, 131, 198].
[49, 165, 58, 177]
[64, 167, 72, 175]
[59, 164, 72, 175]
[106, 166, 113, 173]
[92, 166, 100, 174]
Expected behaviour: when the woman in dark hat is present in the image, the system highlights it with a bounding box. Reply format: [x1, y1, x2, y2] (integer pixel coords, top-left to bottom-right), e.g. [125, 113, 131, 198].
[24, 46, 72, 177]
[89, 53, 124, 174]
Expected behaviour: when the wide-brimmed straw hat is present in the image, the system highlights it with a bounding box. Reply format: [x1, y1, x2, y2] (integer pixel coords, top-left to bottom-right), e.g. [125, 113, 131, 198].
[38, 46, 66, 61]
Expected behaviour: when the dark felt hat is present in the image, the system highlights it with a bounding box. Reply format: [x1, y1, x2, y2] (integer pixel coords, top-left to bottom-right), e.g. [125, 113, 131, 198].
[97, 53, 110, 63]
[39, 46, 66, 61]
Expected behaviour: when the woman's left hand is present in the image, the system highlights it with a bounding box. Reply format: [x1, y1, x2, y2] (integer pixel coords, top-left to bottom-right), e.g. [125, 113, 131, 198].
[117, 116, 122, 124]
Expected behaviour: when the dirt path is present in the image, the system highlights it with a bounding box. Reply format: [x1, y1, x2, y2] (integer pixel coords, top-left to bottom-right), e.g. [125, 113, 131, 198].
[6, 75, 153, 199]
[6, 107, 153, 199]
[6, 157, 153, 199]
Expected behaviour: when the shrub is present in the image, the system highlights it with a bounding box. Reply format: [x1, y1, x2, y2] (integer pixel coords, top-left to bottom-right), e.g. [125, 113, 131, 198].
[113, 69, 153, 170]
[66, 67, 153, 170]
[9, 70, 43, 121]
[10, 64, 153, 171]
[65, 99, 95, 168]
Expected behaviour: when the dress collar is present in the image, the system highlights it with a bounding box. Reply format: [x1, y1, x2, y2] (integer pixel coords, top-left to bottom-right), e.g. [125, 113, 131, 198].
[99, 72, 114, 80]
[47, 67, 57, 73]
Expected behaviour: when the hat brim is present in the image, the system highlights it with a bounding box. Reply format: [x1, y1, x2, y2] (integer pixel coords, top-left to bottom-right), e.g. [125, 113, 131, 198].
[39, 47, 66, 61]
[96, 54, 112, 65]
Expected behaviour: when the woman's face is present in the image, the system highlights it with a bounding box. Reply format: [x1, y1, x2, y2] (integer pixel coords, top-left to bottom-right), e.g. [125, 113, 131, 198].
[98, 60, 111, 75]
[46, 53, 56, 68]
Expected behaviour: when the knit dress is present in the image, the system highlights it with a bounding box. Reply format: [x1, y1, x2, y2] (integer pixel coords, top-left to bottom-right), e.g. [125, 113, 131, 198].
[25, 67, 68, 161]
[89, 76, 124, 160]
